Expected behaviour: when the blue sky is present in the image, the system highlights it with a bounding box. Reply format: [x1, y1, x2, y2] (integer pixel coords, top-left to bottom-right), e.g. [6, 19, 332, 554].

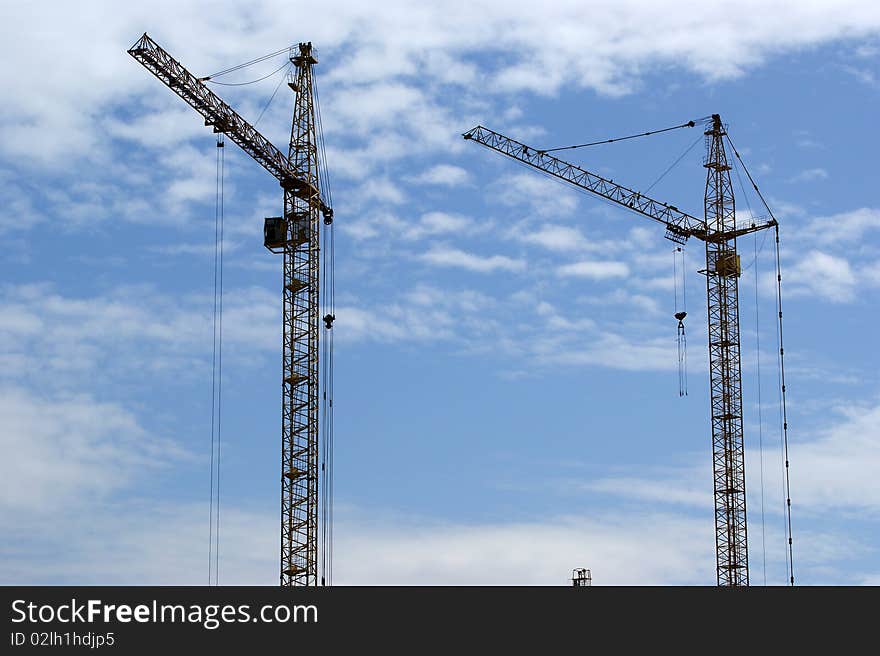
[1, 1, 879, 585]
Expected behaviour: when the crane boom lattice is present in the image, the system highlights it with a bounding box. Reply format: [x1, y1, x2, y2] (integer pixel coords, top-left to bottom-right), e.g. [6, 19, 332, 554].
[464, 125, 703, 243]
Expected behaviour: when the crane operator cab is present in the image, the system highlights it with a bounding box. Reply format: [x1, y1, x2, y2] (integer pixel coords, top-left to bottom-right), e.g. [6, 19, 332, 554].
[264, 215, 310, 253]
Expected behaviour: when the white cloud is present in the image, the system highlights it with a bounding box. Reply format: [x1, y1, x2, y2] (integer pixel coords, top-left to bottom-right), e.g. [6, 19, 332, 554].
[3, 491, 869, 584]
[788, 168, 828, 183]
[0, 386, 187, 512]
[408, 164, 469, 186]
[322, 135, 412, 181]
[627, 226, 657, 249]
[6, 378, 879, 586]
[784, 250, 857, 302]
[579, 288, 662, 316]
[1, 0, 879, 175]
[351, 177, 407, 205]
[510, 223, 591, 252]
[793, 130, 823, 149]
[0, 283, 277, 386]
[490, 172, 580, 218]
[0, 498, 716, 585]
[0, 173, 46, 234]
[798, 207, 880, 246]
[534, 331, 676, 372]
[339, 212, 403, 241]
[333, 283, 500, 344]
[328, 82, 427, 135]
[104, 103, 209, 150]
[152, 238, 242, 257]
[842, 64, 877, 86]
[587, 475, 712, 509]
[410, 212, 470, 238]
[782, 400, 880, 512]
[557, 259, 629, 279]
[0, 501, 277, 586]
[335, 305, 456, 343]
[855, 42, 879, 58]
[573, 397, 880, 515]
[333, 280, 683, 373]
[769, 207, 880, 306]
[341, 211, 478, 242]
[335, 512, 715, 585]
[420, 245, 525, 273]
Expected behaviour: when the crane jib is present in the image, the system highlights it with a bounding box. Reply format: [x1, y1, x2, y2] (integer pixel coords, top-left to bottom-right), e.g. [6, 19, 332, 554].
[128, 34, 304, 189]
[462, 125, 775, 243]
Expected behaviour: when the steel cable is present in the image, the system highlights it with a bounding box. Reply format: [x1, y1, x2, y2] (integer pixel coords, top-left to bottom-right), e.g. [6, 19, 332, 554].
[208, 61, 291, 86]
[538, 116, 709, 153]
[208, 134, 225, 586]
[206, 46, 293, 79]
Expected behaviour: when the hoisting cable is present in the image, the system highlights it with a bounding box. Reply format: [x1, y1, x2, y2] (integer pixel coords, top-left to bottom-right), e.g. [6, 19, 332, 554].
[499, 122, 704, 228]
[253, 63, 292, 128]
[207, 61, 291, 87]
[314, 70, 334, 210]
[538, 116, 709, 154]
[754, 225, 768, 586]
[208, 142, 217, 586]
[216, 134, 225, 587]
[724, 133, 779, 225]
[208, 133, 226, 586]
[645, 133, 704, 194]
[729, 146, 770, 272]
[319, 222, 335, 586]
[774, 224, 795, 586]
[729, 143, 770, 583]
[726, 130, 793, 584]
[315, 67, 335, 586]
[725, 131, 794, 583]
[673, 247, 688, 397]
[202, 45, 295, 81]
[730, 138, 768, 583]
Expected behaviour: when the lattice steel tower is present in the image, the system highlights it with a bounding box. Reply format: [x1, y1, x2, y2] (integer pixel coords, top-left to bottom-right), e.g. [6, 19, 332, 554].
[703, 115, 748, 586]
[281, 43, 321, 587]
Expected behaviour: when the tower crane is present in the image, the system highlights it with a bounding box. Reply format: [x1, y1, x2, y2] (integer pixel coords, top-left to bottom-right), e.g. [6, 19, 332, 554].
[128, 33, 333, 587]
[464, 117, 777, 586]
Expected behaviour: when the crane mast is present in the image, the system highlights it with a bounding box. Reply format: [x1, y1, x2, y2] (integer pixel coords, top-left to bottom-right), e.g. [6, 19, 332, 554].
[128, 34, 330, 587]
[703, 115, 748, 585]
[281, 44, 321, 587]
[464, 116, 774, 586]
